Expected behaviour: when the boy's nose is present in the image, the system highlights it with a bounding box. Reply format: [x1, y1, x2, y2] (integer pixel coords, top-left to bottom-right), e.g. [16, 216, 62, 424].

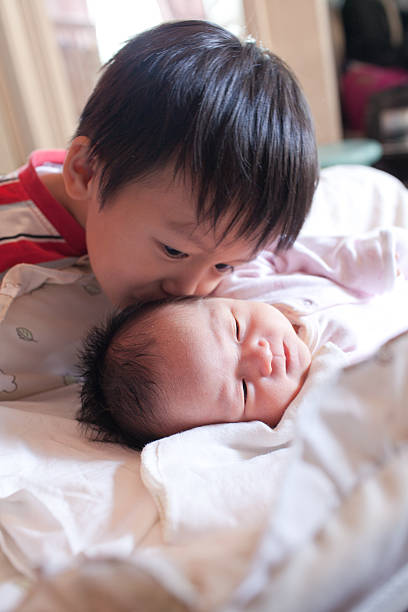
[161, 273, 220, 297]
[242, 339, 272, 378]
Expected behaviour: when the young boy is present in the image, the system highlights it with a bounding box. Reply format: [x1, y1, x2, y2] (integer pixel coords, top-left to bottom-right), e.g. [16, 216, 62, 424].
[78, 295, 313, 451]
[0, 20, 317, 306]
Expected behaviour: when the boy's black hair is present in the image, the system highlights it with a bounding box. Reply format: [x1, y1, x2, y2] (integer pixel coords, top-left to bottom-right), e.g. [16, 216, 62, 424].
[78, 296, 201, 451]
[76, 20, 318, 250]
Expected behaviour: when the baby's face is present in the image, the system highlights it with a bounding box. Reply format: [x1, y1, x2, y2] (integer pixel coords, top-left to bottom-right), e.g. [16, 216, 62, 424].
[150, 298, 311, 435]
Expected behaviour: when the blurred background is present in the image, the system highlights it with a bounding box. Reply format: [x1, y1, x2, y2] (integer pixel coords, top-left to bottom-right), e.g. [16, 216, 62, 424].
[2, 0, 408, 182]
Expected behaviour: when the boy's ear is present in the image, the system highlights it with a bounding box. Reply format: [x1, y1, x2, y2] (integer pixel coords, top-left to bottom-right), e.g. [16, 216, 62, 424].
[63, 136, 95, 200]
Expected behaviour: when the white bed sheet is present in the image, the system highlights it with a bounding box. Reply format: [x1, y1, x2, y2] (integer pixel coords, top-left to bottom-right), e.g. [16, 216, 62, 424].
[1, 165, 408, 611]
[0, 262, 162, 609]
[14, 330, 408, 612]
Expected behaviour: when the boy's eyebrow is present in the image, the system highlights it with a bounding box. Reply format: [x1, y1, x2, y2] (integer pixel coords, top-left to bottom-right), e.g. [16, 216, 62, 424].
[167, 219, 208, 249]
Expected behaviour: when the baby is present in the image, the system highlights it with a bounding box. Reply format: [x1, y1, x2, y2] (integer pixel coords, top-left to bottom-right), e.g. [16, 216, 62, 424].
[78, 296, 311, 451]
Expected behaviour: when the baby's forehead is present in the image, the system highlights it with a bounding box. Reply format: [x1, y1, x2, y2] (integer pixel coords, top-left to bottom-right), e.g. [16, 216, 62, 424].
[117, 300, 204, 347]
[156, 298, 209, 323]
[119, 298, 220, 354]
[152, 300, 221, 351]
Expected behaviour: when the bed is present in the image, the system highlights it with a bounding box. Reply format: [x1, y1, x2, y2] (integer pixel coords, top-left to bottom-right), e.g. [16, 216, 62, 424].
[2, 164, 408, 611]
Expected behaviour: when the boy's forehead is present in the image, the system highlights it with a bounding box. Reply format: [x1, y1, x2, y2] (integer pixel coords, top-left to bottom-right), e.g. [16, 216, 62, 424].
[166, 216, 212, 248]
[141, 165, 265, 252]
[109, 164, 265, 259]
[158, 208, 257, 264]
[168, 216, 249, 251]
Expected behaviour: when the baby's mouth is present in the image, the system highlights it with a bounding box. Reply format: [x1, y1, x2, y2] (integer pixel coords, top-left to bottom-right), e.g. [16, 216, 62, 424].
[283, 343, 290, 372]
[270, 344, 289, 375]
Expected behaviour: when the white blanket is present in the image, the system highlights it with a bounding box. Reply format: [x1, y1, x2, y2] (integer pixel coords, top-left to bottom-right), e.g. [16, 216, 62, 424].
[141, 221, 408, 542]
[2, 165, 408, 611]
[0, 262, 161, 601]
[141, 346, 344, 542]
[16, 330, 408, 612]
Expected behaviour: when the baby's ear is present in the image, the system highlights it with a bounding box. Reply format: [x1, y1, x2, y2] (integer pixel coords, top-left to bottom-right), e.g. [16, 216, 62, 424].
[63, 136, 95, 200]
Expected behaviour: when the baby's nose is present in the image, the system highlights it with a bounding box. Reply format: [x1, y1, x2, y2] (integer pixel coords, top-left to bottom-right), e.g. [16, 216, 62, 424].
[244, 338, 272, 378]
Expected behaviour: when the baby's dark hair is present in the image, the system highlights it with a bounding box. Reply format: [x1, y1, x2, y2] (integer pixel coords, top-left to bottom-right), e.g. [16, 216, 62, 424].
[77, 296, 201, 451]
[76, 20, 318, 250]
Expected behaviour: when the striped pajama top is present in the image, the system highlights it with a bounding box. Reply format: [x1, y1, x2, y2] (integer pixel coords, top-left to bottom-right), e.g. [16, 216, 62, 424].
[0, 150, 86, 276]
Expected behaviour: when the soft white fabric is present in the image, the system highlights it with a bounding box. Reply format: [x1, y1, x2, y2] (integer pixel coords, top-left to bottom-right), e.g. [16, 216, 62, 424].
[1, 164, 408, 611]
[14, 330, 408, 612]
[141, 346, 345, 542]
[228, 330, 408, 612]
[0, 259, 111, 400]
[142, 224, 408, 541]
[0, 262, 161, 585]
[0, 388, 159, 577]
[220, 226, 408, 363]
[301, 164, 408, 236]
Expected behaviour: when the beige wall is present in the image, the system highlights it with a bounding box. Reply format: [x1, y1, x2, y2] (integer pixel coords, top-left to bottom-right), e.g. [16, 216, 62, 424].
[243, 0, 342, 145]
[0, 0, 341, 174]
[0, 0, 77, 173]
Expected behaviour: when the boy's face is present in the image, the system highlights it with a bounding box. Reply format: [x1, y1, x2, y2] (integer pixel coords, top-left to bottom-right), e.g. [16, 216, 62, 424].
[84, 166, 256, 306]
[147, 298, 311, 435]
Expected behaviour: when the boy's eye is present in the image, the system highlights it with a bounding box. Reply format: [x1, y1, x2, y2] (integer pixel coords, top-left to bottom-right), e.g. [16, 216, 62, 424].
[162, 244, 188, 259]
[215, 263, 234, 274]
[242, 380, 247, 404]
